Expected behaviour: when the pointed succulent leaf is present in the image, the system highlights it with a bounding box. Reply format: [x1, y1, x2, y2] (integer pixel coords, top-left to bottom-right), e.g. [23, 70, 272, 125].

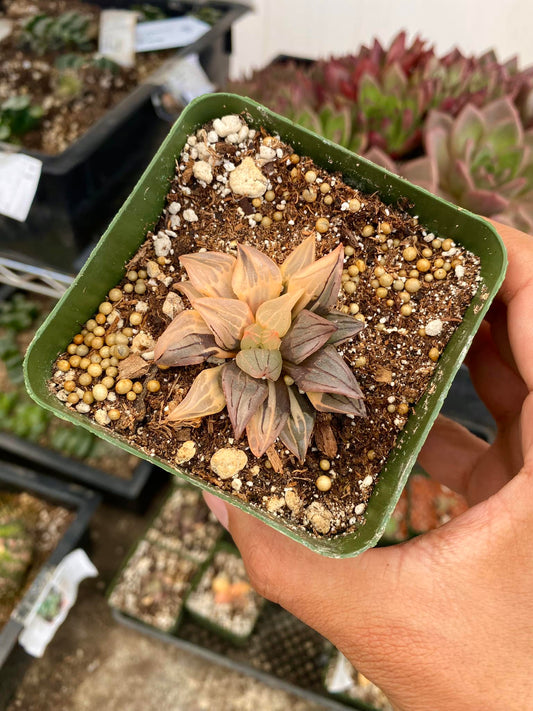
[325, 311, 365, 345]
[154, 310, 233, 366]
[308, 245, 344, 314]
[193, 297, 253, 351]
[307, 391, 366, 417]
[255, 289, 304, 338]
[221, 361, 268, 439]
[280, 310, 336, 364]
[167, 365, 226, 423]
[232, 244, 283, 313]
[286, 244, 344, 315]
[279, 388, 315, 462]
[241, 323, 281, 351]
[284, 345, 364, 399]
[246, 379, 289, 457]
[280, 235, 315, 284]
[175, 281, 204, 305]
[179, 252, 236, 299]
[236, 348, 282, 381]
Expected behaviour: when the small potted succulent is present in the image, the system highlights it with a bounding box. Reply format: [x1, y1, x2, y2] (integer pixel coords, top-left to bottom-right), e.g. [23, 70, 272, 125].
[24, 94, 506, 557]
[185, 543, 264, 645]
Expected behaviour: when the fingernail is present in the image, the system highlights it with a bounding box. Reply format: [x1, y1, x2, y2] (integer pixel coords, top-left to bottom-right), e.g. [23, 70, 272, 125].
[203, 492, 229, 530]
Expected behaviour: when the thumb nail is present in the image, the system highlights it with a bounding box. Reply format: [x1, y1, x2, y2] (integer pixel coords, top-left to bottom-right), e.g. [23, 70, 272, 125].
[203, 492, 229, 530]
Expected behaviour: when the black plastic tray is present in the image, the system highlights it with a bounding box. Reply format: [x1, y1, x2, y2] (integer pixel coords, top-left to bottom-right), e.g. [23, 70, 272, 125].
[0, 0, 250, 273]
[0, 461, 100, 668]
[0, 431, 154, 499]
[113, 603, 379, 711]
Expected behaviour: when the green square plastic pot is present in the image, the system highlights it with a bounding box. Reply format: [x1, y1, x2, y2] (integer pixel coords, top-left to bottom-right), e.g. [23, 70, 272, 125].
[24, 93, 507, 558]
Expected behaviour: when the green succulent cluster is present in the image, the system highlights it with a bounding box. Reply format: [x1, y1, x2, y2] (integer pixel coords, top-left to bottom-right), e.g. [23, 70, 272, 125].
[0, 96, 43, 143]
[19, 11, 97, 55]
[0, 510, 34, 601]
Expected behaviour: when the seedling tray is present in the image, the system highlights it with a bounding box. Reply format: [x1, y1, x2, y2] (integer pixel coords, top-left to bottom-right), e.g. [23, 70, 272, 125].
[0, 1, 250, 273]
[0, 461, 100, 668]
[113, 602, 381, 711]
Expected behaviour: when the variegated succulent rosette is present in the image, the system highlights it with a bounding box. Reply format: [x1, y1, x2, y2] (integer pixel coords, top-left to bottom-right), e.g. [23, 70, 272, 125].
[154, 234, 366, 462]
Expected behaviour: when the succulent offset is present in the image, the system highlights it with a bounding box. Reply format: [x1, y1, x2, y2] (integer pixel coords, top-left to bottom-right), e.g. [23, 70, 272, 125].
[19, 11, 96, 55]
[0, 508, 33, 601]
[154, 237, 366, 461]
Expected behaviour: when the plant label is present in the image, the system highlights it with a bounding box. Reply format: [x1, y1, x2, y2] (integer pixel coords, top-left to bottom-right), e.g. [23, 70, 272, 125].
[135, 16, 209, 53]
[99, 10, 137, 68]
[0, 152, 42, 222]
[162, 54, 215, 104]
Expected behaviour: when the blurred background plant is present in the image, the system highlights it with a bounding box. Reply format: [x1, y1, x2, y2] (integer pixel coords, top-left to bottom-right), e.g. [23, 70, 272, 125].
[229, 32, 533, 230]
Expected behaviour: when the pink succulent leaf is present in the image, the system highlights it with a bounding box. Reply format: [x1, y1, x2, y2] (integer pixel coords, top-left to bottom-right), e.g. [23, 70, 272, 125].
[221, 360, 268, 440]
[363, 146, 400, 174]
[175, 281, 204, 305]
[424, 121, 453, 181]
[280, 310, 336, 364]
[280, 234, 316, 284]
[307, 245, 344, 315]
[193, 297, 254, 351]
[154, 310, 233, 366]
[235, 348, 283, 381]
[286, 244, 345, 315]
[246, 379, 289, 457]
[279, 387, 315, 463]
[307, 391, 367, 417]
[179, 252, 236, 299]
[462, 188, 509, 216]
[450, 103, 484, 157]
[283, 346, 364, 399]
[167, 365, 226, 423]
[400, 156, 439, 194]
[255, 289, 304, 338]
[241, 323, 281, 351]
[232, 244, 283, 314]
[325, 312, 364, 345]
[447, 158, 476, 198]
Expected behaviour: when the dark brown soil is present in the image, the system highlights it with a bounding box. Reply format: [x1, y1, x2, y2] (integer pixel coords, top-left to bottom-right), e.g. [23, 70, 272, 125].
[0, 0, 170, 154]
[49, 114, 481, 537]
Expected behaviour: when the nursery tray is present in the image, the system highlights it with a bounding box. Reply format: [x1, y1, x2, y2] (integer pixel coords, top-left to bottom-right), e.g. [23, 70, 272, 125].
[0, 431, 154, 500]
[0, 461, 100, 668]
[113, 602, 378, 711]
[25, 93, 507, 558]
[0, 1, 250, 273]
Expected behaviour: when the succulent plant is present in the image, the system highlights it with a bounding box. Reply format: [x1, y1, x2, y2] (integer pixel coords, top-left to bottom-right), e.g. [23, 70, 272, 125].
[154, 238, 366, 460]
[0, 95, 43, 143]
[377, 98, 533, 232]
[19, 11, 97, 55]
[0, 508, 33, 601]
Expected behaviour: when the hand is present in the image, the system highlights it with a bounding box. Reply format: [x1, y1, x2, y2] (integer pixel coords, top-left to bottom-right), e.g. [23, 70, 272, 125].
[204, 221, 533, 711]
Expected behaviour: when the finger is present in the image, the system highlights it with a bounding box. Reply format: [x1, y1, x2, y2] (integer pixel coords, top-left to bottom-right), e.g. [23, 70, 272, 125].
[418, 414, 489, 496]
[489, 220, 533, 392]
[465, 321, 527, 423]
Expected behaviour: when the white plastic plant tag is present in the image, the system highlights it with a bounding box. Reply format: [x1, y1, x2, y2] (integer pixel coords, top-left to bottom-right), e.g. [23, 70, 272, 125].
[0, 152, 42, 222]
[326, 652, 355, 693]
[163, 54, 215, 104]
[136, 16, 209, 53]
[99, 10, 137, 67]
[18, 549, 98, 658]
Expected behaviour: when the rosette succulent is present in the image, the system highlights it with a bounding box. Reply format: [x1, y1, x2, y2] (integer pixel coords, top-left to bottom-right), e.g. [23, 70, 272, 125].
[0, 510, 33, 601]
[379, 97, 533, 232]
[154, 237, 366, 460]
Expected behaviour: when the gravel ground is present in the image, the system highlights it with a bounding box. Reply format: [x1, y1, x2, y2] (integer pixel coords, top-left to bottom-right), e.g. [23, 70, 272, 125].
[1, 480, 326, 711]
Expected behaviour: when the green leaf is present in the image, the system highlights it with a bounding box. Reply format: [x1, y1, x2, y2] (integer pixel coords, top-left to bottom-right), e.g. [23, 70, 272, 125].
[221, 361, 268, 439]
[279, 388, 315, 462]
[236, 348, 282, 381]
[246, 379, 289, 457]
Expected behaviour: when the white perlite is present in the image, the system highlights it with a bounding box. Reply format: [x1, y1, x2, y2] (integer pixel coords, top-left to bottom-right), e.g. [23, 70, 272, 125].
[183, 208, 198, 222]
[306, 502, 332, 535]
[94, 409, 110, 426]
[425, 318, 444, 336]
[229, 156, 267, 198]
[192, 160, 213, 184]
[212, 114, 242, 138]
[210, 447, 248, 479]
[175, 440, 197, 464]
[168, 201, 181, 215]
[153, 232, 171, 257]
